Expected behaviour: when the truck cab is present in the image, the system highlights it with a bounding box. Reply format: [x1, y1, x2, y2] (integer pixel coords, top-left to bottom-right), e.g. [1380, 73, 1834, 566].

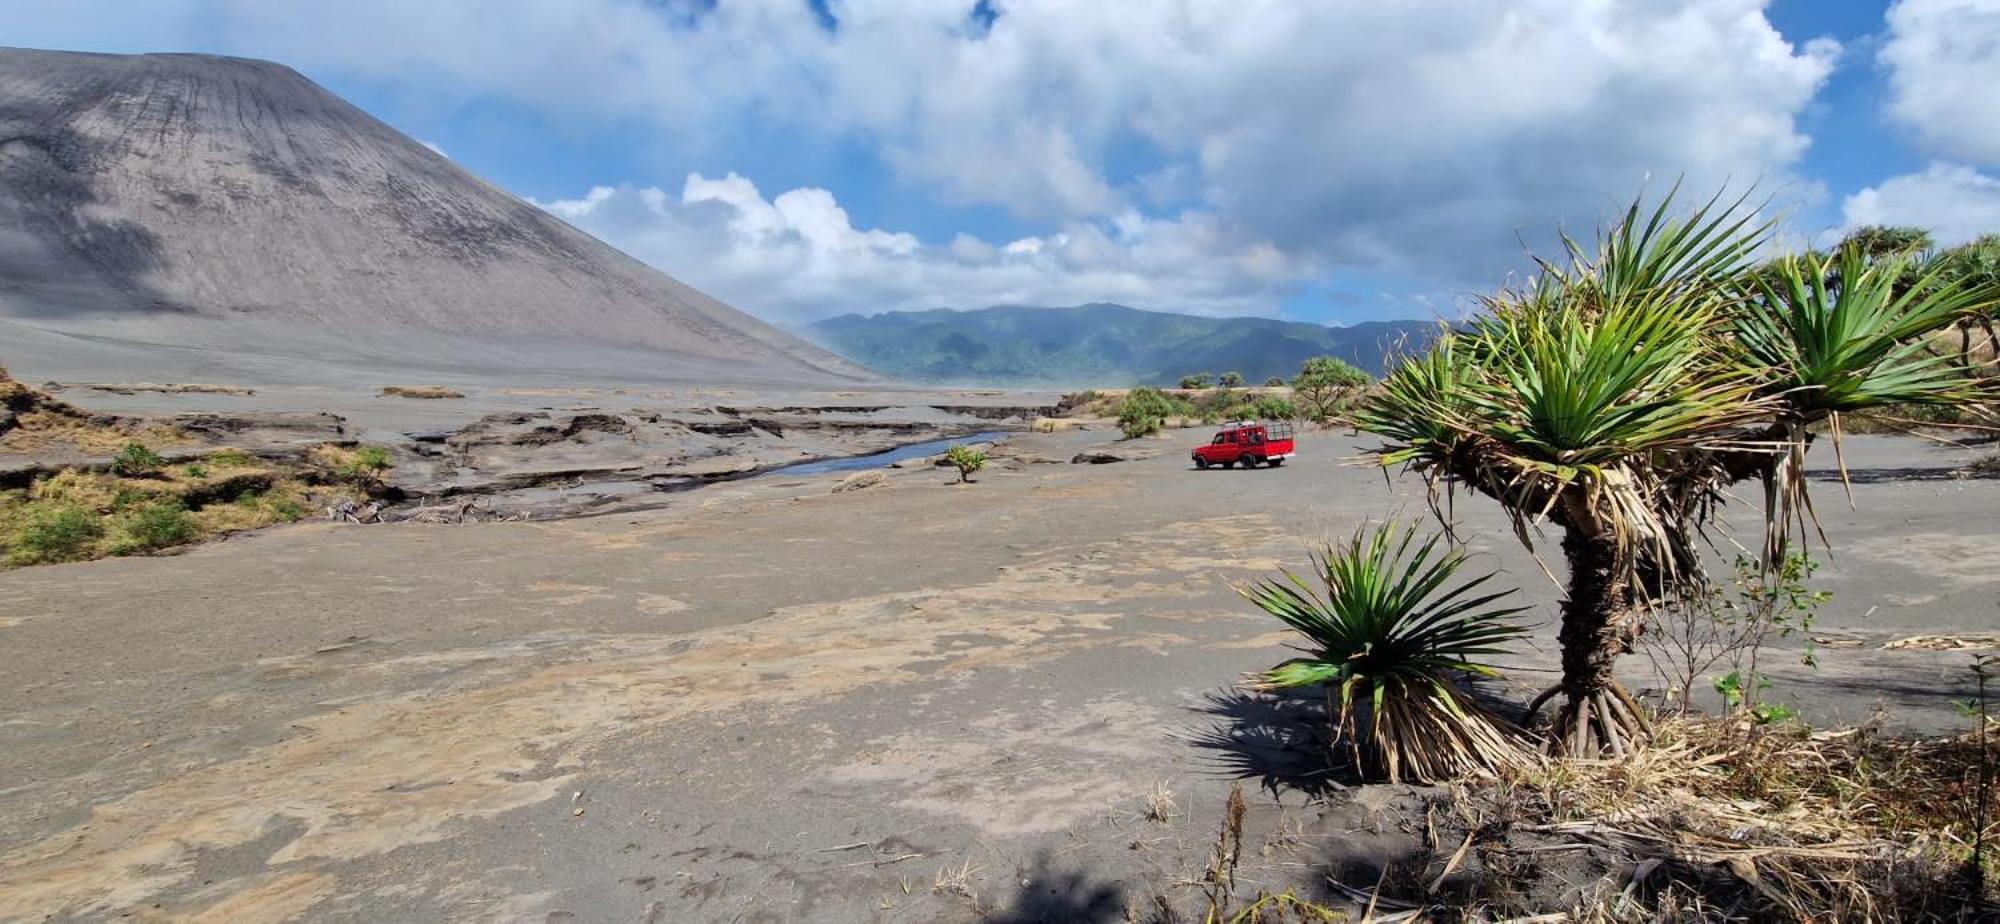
[1191, 420, 1296, 469]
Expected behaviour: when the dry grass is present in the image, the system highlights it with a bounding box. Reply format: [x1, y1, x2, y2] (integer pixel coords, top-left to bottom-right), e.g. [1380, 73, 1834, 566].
[1143, 780, 1179, 824]
[0, 381, 189, 455]
[1493, 715, 1993, 921]
[379, 385, 465, 399]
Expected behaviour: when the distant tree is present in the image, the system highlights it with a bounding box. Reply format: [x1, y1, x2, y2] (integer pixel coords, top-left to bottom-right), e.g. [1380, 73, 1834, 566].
[1938, 235, 2000, 368]
[1292, 356, 1370, 421]
[1839, 225, 1933, 260]
[1218, 371, 1244, 387]
[1265, 376, 1286, 387]
[1178, 373, 1214, 390]
[944, 444, 987, 484]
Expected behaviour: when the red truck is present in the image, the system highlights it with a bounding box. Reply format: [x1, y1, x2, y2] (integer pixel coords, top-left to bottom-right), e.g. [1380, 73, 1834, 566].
[1191, 420, 1296, 469]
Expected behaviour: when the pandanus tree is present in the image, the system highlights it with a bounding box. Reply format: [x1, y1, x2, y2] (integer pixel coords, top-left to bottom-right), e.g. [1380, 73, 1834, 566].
[1355, 190, 1999, 757]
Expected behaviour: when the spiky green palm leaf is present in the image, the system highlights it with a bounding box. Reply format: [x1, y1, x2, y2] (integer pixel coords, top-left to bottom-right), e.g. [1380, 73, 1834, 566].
[1737, 247, 2000, 416]
[1354, 335, 1479, 471]
[1244, 523, 1528, 782]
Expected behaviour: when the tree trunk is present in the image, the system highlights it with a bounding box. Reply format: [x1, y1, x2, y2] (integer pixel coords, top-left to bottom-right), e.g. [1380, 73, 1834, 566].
[1548, 527, 1649, 757]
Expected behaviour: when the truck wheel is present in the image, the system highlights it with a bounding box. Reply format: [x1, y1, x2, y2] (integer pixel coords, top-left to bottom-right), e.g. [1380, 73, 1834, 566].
[1195, 457, 1209, 470]
[1239, 454, 1257, 469]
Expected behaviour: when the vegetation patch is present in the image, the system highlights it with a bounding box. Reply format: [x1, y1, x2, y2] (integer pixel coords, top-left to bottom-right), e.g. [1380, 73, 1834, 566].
[380, 385, 465, 400]
[0, 365, 187, 455]
[0, 442, 379, 569]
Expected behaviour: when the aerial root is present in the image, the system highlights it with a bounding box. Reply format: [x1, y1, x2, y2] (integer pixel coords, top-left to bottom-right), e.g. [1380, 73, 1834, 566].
[1546, 683, 1651, 759]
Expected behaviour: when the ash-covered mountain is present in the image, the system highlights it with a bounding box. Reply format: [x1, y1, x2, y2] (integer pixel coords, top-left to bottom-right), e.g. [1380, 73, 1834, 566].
[0, 47, 870, 386]
[809, 303, 1439, 387]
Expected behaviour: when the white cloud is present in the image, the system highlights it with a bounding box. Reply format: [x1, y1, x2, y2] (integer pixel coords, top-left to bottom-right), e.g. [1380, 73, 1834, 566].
[1840, 162, 2000, 245]
[1880, 0, 2000, 166]
[534, 174, 1311, 323]
[5, 0, 1842, 306]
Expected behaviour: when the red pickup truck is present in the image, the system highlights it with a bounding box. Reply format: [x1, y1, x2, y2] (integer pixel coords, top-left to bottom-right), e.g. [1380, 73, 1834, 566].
[1191, 421, 1296, 469]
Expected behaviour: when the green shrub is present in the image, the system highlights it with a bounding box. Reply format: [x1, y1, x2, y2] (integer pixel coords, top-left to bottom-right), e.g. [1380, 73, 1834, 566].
[110, 487, 151, 511]
[208, 449, 256, 467]
[9, 504, 103, 565]
[1178, 373, 1214, 389]
[111, 442, 165, 476]
[1253, 396, 1298, 420]
[112, 500, 196, 555]
[182, 464, 209, 479]
[268, 497, 306, 523]
[336, 445, 395, 480]
[944, 444, 987, 483]
[1218, 371, 1244, 387]
[1119, 386, 1182, 439]
[1265, 376, 1286, 387]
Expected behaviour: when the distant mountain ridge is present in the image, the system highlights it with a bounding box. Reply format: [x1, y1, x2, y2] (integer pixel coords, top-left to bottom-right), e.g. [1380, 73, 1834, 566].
[808, 303, 1439, 386]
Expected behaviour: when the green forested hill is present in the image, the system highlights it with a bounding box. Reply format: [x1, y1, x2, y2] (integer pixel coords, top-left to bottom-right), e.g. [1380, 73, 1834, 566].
[806, 303, 1438, 386]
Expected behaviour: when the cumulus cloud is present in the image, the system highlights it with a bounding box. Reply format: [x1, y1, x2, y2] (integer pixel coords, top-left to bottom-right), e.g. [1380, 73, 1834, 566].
[1880, 0, 2000, 166]
[5, 0, 1842, 309]
[1840, 162, 2000, 246]
[534, 174, 1309, 323]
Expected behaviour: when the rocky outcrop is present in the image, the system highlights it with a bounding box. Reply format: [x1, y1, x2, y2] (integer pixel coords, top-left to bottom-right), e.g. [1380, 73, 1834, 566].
[1072, 446, 1159, 464]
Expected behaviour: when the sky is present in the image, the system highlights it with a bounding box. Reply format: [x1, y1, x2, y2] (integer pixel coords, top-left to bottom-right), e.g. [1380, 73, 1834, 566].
[5, 0, 1999, 327]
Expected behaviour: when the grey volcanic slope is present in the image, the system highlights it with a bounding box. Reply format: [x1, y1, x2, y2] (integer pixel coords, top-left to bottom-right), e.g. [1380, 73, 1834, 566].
[0, 47, 871, 386]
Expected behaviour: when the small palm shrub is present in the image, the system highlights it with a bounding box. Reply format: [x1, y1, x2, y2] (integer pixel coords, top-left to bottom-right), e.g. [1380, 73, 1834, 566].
[944, 444, 986, 483]
[111, 442, 165, 476]
[1244, 522, 1528, 783]
[8, 503, 103, 565]
[112, 500, 196, 555]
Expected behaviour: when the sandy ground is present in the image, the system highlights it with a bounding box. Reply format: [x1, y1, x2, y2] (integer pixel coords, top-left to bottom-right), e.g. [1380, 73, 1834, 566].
[0, 425, 1995, 922]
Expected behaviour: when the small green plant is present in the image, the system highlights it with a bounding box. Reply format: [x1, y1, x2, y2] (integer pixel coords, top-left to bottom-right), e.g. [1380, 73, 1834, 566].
[1713, 672, 1798, 724]
[110, 442, 165, 476]
[268, 497, 306, 523]
[8, 503, 103, 565]
[182, 464, 209, 479]
[1264, 376, 1285, 387]
[336, 445, 395, 481]
[1218, 371, 1244, 387]
[1244, 522, 1529, 782]
[208, 449, 256, 467]
[1178, 373, 1214, 390]
[944, 444, 986, 484]
[112, 500, 196, 555]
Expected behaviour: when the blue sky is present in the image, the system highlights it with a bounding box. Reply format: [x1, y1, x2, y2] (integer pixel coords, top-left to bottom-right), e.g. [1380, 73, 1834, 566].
[7, 0, 1999, 326]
